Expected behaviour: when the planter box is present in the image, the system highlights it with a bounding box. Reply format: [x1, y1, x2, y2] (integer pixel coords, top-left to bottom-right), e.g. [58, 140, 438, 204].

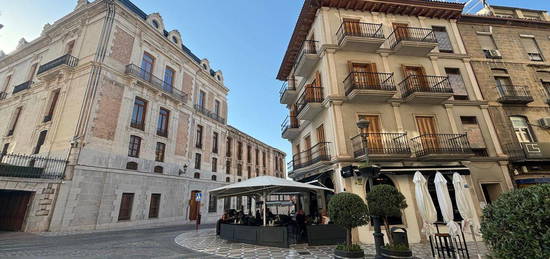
[307, 224, 346, 246]
[380, 247, 413, 259]
[334, 248, 365, 258]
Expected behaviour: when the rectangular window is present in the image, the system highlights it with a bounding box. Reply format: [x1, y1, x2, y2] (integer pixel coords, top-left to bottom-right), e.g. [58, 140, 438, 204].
[247, 145, 251, 163]
[226, 137, 232, 157]
[157, 108, 169, 137]
[212, 157, 218, 172]
[477, 34, 499, 58]
[155, 142, 166, 162]
[163, 66, 175, 91]
[520, 37, 543, 61]
[148, 194, 161, 218]
[141, 52, 155, 81]
[131, 97, 147, 130]
[212, 132, 219, 153]
[196, 125, 203, 148]
[118, 193, 134, 221]
[44, 90, 60, 122]
[226, 160, 231, 174]
[208, 194, 217, 213]
[237, 164, 242, 176]
[445, 68, 468, 100]
[237, 142, 243, 160]
[255, 149, 259, 165]
[7, 107, 22, 136]
[247, 166, 251, 178]
[262, 151, 266, 167]
[460, 116, 487, 156]
[194, 153, 201, 169]
[214, 100, 220, 116]
[33, 130, 48, 154]
[28, 63, 38, 81]
[432, 26, 453, 53]
[128, 135, 141, 157]
[198, 90, 206, 107]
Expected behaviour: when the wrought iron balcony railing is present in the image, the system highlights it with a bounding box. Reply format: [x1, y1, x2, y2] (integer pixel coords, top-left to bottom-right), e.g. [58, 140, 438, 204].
[12, 81, 33, 94]
[387, 27, 437, 49]
[125, 64, 188, 103]
[344, 72, 396, 95]
[410, 134, 472, 157]
[194, 104, 225, 124]
[291, 142, 331, 171]
[295, 40, 318, 68]
[336, 21, 384, 44]
[281, 115, 300, 133]
[296, 86, 323, 115]
[37, 54, 78, 75]
[399, 75, 452, 98]
[351, 133, 410, 158]
[504, 142, 550, 161]
[496, 85, 533, 104]
[0, 153, 67, 180]
[279, 78, 296, 99]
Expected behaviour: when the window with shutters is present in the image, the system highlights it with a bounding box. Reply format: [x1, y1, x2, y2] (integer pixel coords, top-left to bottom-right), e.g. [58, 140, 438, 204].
[128, 135, 141, 157]
[44, 90, 60, 122]
[208, 194, 217, 213]
[33, 130, 47, 154]
[118, 193, 134, 221]
[432, 26, 453, 53]
[155, 142, 165, 162]
[445, 68, 468, 100]
[131, 97, 147, 130]
[148, 194, 161, 218]
[7, 107, 22, 136]
[520, 37, 543, 61]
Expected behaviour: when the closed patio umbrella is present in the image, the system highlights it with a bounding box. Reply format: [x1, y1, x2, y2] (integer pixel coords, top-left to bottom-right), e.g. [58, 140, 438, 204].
[413, 171, 437, 238]
[452, 173, 482, 259]
[434, 172, 462, 258]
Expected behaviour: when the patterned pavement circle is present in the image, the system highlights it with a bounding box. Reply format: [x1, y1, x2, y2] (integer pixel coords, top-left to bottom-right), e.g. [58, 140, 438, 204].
[175, 229, 489, 258]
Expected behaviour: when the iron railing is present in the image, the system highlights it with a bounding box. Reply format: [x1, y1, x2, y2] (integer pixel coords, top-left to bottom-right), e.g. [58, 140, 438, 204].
[279, 78, 297, 99]
[296, 85, 323, 116]
[295, 40, 318, 68]
[344, 72, 396, 95]
[194, 104, 225, 124]
[37, 54, 78, 75]
[0, 153, 67, 180]
[336, 21, 384, 44]
[528, 53, 544, 61]
[351, 133, 410, 158]
[504, 142, 550, 161]
[496, 85, 533, 103]
[0, 92, 6, 100]
[399, 75, 452, 98]
[12, 81, 33, 94]
[387, 27, 437, 49]
[410, 134, 472, 157]
[281, 115, 300, 133]
[291, 142, 331, 170]
[125, 64, 188, 103]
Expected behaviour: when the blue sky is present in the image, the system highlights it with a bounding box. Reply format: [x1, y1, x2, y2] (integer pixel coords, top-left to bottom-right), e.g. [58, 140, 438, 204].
[0, 0, 548, 161]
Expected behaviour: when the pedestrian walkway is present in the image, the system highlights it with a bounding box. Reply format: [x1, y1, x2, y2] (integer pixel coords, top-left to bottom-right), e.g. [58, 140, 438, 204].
[175, 229, 488, 259]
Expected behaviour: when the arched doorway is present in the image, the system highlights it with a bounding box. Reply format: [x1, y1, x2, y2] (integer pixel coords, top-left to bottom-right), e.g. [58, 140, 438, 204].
[365, 174, 403, 225]
[189, 190, 201, 220]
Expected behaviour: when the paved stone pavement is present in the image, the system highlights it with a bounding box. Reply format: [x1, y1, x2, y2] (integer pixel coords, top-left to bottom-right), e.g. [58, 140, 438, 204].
[0, 223, 222, 259]
[175, 229, 489, 259]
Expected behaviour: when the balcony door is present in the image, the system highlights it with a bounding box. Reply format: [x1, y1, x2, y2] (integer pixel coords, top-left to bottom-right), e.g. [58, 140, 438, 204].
[350, 62, 379, 88]
[510, 116, 535, 143]
[305, 72, 322, 102]
[403, 65, 428, 90]
[316, 125, 327, 159]
[495, 76, 513, 96]
[416, 116, 439, 150]
[343, 18, 361, 36]
[358, 115, 383, 153]
[304, 136, 312, 164]
[393, 23, 409, 40]
[141, 52, 155, 81]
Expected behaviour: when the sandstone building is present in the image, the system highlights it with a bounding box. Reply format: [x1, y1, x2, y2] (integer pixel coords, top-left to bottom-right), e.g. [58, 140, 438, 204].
[277, 0, 513, 244]
[0, 0, 285, 232]
[458, 5, 550, 188]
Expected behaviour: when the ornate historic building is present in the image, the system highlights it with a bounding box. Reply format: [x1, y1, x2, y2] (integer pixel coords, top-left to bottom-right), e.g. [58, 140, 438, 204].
[0, 0, 284, 232]
[277, 0, 513, 244]
[458, 5, 550, 188]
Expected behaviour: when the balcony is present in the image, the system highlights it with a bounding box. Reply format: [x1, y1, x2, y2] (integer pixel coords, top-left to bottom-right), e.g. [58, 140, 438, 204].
[194, 104, 226, 124]
[504, 142, 550, 162]
[336, 21, 385, 52]
[294, 40, 319, 77]
[291, 142, 332, 171]
[279, 79, 297, 105]
[125, 64, 188, 103]
[410, 134, 473, 160]
[12, 81, 33, 94]
[399, 75, 453, 104]
[36, 54, 78, 79]
[496, 85, 534, 104]
[344, 72, 396, 102]
[281, 115, 300, 140]
[0, 153, 67, 180]
[351, 133, 411, 160]
[387, 27, 438, 56]
[296, 85, 323, 121]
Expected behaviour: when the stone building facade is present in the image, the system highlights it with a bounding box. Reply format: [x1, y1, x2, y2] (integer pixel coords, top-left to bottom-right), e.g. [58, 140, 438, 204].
[277, 0, 513, 244]
[458, 5, 550, 188]
[0, 0, 284, 232]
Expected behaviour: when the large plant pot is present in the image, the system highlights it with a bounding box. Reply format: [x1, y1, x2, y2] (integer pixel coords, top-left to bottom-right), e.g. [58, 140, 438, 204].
[334, 248, 365, 258]
[380, 247, 413, 259]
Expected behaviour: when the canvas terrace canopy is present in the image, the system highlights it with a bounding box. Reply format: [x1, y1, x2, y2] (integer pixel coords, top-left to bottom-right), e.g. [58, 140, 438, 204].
[209, 176, 333, 198]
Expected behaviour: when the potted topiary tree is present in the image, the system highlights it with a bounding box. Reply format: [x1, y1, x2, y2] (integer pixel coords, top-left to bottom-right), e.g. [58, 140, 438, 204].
[367, 184, 411, 259]
[481, 184, 550, 259]
[328, 192, 369, 258]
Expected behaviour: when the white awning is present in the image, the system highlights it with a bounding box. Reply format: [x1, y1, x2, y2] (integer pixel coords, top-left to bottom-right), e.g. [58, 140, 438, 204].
[209, 176, 333, 198]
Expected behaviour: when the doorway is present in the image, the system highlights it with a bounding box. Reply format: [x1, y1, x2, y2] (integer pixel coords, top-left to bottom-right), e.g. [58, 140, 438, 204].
[0, 190, 33, 231]
[481, 183, 502, 204]
[189, 190, 201, 220]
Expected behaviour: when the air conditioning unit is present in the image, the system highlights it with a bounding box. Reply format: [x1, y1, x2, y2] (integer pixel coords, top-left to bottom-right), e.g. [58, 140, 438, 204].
[539, 118, 550, 129]
[488, 49, 502, 59]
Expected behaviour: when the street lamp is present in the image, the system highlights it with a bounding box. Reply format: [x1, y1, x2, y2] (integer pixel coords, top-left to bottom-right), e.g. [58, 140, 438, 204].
[356, 119, 384, 259]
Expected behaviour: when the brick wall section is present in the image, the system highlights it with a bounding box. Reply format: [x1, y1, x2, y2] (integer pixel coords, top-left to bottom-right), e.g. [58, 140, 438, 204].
[110, 27, 134, 64]
[175, 112, 190, 156]
[91, 79, 124, 140]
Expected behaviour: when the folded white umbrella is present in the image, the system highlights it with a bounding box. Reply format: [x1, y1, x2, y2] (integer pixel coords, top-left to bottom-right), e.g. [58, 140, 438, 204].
[413, 171, 438, 238]
[453, 173, 482, 259]
[434, 172, 461, 237]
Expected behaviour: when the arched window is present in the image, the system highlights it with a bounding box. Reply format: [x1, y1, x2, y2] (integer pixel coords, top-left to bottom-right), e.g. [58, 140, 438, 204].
[154, 166, 163, 174]
[225, 177, 230, 182]
[152, 20, 159, 29]
[510, 116, 535, 142]
[172, 36, 178, 44]
[211, 175, 217, 181]
[366, 175, 403, 225]
[194, 172, 200, 179]
[126, 162, 138, 170]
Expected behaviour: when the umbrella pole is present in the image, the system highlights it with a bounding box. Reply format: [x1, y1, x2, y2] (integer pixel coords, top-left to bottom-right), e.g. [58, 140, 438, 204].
[470, 224, 482, 259]
[263, 191, 267, 226]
